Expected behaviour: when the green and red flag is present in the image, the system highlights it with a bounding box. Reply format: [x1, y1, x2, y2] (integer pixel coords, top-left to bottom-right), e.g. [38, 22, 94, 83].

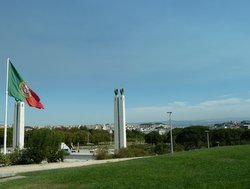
[8, 62, 44, 109]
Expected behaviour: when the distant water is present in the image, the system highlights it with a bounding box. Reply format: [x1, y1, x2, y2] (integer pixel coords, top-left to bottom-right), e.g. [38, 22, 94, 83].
[134, 118, 249, 128]
[171, 118, 249, 127]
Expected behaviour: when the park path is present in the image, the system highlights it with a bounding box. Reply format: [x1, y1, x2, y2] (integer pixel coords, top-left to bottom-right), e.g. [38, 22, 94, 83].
[0, 157, 139, 177]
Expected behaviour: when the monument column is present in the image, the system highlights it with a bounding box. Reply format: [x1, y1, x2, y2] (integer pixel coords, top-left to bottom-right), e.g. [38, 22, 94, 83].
[119, 89, 126, 148]
[13, 101, 25, 150]
[114, 88, 127, 150]
[114, 89, 120, 150]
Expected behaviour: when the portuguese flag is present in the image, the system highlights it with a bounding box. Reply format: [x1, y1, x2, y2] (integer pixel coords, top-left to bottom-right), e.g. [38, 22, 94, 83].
[8, 62, 44, 109]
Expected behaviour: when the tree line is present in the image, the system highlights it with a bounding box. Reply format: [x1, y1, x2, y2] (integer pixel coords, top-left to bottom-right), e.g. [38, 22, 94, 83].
[1, 125, 250, 151]
[144, 126, 250, 151]
[0, 126, 147, 149]
[1, 125, 250, 165]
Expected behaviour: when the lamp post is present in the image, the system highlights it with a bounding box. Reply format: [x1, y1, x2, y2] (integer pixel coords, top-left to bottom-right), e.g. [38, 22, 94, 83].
[205, 130, 210, 148]
[167, 112, 173, 154]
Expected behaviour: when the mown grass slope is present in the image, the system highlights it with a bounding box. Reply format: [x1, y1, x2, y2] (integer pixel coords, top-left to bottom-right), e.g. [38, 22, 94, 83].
[1, 145, 250, 189]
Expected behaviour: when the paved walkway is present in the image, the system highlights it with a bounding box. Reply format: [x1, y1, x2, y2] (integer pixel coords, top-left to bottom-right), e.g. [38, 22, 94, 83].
[0, 157, 139, 177]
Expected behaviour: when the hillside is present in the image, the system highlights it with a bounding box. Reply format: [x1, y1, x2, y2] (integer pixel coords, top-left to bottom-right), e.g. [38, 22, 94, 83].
[1, 145, 250, 189]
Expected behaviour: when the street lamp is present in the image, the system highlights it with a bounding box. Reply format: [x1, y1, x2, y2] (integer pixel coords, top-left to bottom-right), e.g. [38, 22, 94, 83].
[167, 112, 173, 154]
[205, 130, 210, 148]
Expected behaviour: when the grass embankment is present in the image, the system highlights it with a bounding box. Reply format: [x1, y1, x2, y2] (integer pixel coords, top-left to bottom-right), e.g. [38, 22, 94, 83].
[1, 145, 250, 189]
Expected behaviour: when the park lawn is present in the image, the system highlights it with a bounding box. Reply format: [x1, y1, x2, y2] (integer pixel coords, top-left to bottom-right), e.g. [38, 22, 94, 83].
[1, 145, 250, 189]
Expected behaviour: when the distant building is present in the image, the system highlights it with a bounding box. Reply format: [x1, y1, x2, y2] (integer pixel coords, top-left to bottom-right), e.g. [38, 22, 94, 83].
[138, 122, 170, 135]
[240, 120, 250, 129]
[212, 121, 241, 129]
[25, 126, 33, 131]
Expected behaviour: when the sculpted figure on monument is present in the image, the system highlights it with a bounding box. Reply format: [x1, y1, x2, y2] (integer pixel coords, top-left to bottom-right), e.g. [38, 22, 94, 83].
[120, 88, 124, 95]
[114, 89, 118, 96]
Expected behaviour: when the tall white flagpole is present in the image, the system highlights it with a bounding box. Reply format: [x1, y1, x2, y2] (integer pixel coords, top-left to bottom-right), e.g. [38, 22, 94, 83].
[3, 58, 9, 154]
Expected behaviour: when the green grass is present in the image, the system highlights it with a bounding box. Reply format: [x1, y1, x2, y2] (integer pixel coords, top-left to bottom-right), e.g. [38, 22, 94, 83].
[1, 145, 250, 189]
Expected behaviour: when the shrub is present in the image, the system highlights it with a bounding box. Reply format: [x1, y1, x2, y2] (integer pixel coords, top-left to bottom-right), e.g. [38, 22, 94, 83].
[94, 146, 112, 160]
[17, 149, 33, 164]
[0, 153, 10, 166]
[25, 128, 64, 163]
[47, 149, 65, 163]
[153, 143, 168, 155]
[8, 150, 19, 165]
[114, 144, 153, 158]
[27, 148, 45, 164]
[174, 143, 184, 152]
[0, 151, 32, 166]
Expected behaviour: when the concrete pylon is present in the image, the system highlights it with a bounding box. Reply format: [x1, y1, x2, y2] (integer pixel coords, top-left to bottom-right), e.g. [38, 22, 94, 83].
[13, 101, 25, 150]
[114, 88, 127, 150]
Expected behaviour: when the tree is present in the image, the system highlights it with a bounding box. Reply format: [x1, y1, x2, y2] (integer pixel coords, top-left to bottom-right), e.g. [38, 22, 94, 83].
[175, 126, 209, 150]
[165, 128, 183, 143]
[89, 129, 111, 145]
[241, 129, 250, 144]
[210, 129, 243, 146]
[144, 131, 163, 145]
[126, 130, 145, 143]
[0, 128, 13, 147]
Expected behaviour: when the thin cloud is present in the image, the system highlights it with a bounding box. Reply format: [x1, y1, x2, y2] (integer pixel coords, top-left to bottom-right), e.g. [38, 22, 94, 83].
[127, 97, 250, 122]
[198, 98, 242, 107]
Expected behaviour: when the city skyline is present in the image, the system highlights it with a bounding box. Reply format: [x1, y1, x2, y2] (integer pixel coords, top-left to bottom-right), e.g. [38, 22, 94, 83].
[1, 1, 250, 125]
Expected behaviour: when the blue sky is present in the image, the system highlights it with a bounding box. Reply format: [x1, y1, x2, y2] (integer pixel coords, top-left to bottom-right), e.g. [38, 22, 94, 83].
[1, 0, 250, 125]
